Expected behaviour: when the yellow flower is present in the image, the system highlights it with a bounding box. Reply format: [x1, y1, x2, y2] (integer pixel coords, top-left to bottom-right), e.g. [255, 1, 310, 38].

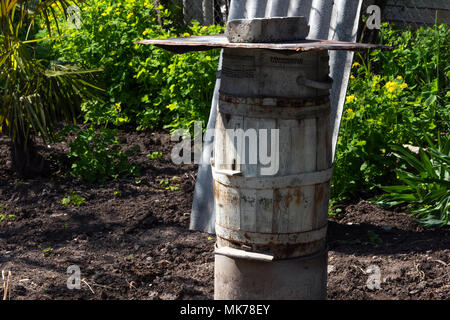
[385, 81, 397, 93]
[346, 108, 354, 114]
[352, 62, 361, 68]
[350, 75, 355, 80]
[372, 75, 381, 87]
[397, 76, 403, 80]
[400, 83, 408, 89]
[127, 12, 134, 19]
[385, 81, 396, 88]
[102, 6, 113, 16]
[346, 95, 356, 103]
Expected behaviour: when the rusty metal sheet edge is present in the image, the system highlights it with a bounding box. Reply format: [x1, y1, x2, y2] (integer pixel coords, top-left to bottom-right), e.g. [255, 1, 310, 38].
[136, 34, 392, 53]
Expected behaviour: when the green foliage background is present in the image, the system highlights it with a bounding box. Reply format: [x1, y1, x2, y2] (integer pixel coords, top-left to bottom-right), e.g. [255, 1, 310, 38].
[38, 1, 449, 223]
[332, 23, 449, 202]
[40, 0, 223, 131]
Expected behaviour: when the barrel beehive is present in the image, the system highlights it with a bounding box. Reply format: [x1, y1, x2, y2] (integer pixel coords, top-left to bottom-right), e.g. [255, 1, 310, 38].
[213, 48, 332, 300]
[137, 16, 390, 301]
[213, 49, 332, 260]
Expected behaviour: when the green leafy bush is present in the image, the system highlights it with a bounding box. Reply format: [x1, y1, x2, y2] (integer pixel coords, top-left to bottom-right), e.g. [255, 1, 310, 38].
[40, 0, 223, 131]
[332, 23, 449, 201]
[0, 1, 103, 176]
[137, 27, 222, 132]
[61, 191, 86, 207]
[66, 126, 141, 182]
[147, 152, 163, 159]
[376, 135, 450, 227]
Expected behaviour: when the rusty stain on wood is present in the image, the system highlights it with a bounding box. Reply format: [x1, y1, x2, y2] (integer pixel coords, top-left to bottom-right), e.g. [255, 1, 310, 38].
[293, 187, 302, 206]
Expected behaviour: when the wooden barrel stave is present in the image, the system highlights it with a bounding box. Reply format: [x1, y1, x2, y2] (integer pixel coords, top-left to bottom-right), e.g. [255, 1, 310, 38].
[213, 49, 332, 259]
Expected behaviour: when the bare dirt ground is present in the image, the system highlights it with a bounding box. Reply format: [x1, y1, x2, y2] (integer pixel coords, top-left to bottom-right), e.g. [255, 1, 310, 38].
[0, 131, 448, 300]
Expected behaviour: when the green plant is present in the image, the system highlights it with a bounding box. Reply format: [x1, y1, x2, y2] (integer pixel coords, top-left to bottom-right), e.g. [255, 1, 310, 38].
[42, 247, 53, 254]
[147, 152, 163, 160]
[376, 135, 450, 228]
[140, 22, 223, 132]
[0, 0, 103, 176]
[332, 23, 449, 202]
[0, 214, 17, 221]
[37, 244, 52, 254]
[61, 191, 85, 207]
[66, 126, 141, 182]
[367, 230, 383, 245]
[159, 176, 181, 191]
[15, 180, 24, 187]
[41, 0, 223, 131]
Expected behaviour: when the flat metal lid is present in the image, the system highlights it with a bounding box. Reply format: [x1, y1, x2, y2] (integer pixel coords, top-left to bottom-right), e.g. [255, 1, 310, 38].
[137, 34, 391, 54]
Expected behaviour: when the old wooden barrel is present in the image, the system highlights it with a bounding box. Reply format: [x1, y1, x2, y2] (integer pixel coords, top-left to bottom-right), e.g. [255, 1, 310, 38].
[213, 48, 333, 259]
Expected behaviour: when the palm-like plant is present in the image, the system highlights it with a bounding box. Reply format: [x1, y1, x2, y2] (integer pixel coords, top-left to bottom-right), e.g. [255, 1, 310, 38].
[0, 0, 101, 176]
[376, 135, 450, 228]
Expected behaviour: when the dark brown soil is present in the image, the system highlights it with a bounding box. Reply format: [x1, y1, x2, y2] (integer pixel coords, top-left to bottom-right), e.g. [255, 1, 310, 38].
[0, 131, 448, 300]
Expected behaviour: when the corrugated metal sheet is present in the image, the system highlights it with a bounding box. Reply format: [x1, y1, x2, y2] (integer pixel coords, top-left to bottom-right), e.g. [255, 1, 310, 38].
[190, 0, 364, 234]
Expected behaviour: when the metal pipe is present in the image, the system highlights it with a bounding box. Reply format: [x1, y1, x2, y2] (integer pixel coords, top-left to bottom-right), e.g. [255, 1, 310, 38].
[215, 248, 328, 300]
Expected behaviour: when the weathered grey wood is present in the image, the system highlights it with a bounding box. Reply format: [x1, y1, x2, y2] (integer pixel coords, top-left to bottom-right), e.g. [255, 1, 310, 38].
[213, 49, 333, 259]
[214, 111, 226, 171]
[220, 49, 331, 98]
[215, 224, 328, 245]
[213, 168, 333, 189]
